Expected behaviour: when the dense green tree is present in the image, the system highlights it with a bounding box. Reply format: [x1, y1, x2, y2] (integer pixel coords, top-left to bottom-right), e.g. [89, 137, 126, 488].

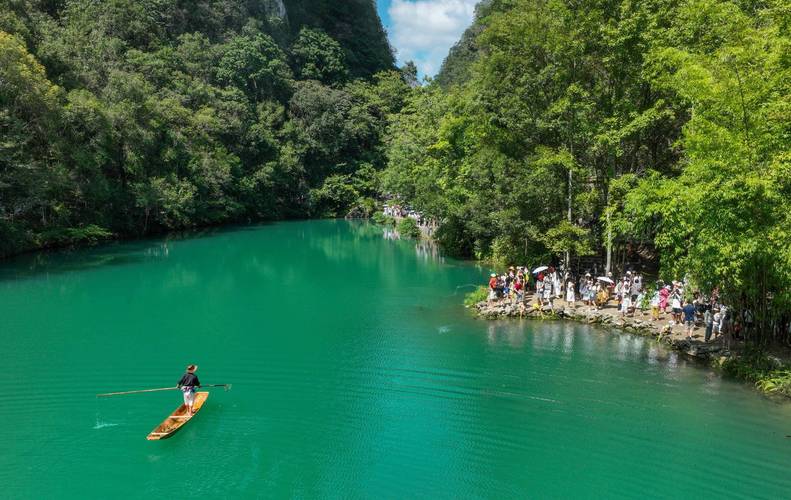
[290, 28, 348, 84]
[216, 32, 293, 101]
[0, 31, 66, 253]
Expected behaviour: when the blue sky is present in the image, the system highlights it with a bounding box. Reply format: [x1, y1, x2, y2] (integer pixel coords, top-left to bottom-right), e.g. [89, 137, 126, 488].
[375, 0, 479, 78]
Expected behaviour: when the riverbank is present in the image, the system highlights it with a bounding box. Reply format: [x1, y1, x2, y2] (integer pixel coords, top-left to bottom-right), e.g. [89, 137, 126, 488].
[471, 293, 791, 399]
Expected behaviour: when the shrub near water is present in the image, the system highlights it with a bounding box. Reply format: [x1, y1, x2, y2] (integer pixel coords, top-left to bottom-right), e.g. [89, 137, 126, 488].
[372, 212, 395, 225]
[397, 217, 421, 239]
[720, 350, 791, 397]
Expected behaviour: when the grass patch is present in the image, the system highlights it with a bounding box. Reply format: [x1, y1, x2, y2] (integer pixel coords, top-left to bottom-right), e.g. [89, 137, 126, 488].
[464, 286, 489, 306]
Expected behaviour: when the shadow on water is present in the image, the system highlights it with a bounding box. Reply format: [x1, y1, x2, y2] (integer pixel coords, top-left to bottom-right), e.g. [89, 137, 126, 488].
[0, 219, 468, 284]
[0, 222, 275, 283]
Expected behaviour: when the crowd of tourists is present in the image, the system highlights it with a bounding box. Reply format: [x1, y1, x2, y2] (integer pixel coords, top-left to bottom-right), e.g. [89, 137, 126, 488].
[383, 203, 425, 225]
[382, 203, 437, 236]
[486, 266, 748, 345]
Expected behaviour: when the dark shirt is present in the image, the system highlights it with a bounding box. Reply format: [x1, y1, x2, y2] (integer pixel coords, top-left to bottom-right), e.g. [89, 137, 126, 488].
[683, 304, 696, 322]
[177, 373, 200, 388]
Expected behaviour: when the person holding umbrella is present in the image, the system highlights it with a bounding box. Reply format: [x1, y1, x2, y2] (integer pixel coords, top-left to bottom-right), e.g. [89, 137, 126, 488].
[595, 276, 614, 309]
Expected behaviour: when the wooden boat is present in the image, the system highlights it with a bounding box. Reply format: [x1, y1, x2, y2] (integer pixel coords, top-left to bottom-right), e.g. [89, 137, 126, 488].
[146, 391, 208, 440]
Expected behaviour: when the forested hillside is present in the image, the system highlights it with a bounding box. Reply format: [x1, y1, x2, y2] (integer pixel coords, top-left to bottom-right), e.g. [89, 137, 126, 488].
[435, 0, 492, 88]
[383, 0, 791, 340]
[0, 0, 404, 257]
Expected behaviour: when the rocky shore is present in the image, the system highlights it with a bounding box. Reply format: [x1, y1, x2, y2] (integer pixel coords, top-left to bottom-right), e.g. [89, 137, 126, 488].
[473, 297, 726, 360]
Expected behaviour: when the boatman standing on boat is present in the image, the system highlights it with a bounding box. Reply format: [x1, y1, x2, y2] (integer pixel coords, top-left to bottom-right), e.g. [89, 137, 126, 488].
[177, 365, 201, 415]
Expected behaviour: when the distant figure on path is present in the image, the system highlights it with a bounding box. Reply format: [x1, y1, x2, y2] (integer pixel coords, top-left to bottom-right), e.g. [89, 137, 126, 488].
[659, 284, 670, 314]
[620, 286, 632, 317]
[712, 308, 722, 340]
[543, 276, 553, 308]
[177, 364, 201, 415]
[682, 301, 696, 340]
[650, 289, 661, 321]
[566, 279, 575, 306]
[488, 273, 498, 302]
[704, 307, 714, 342]
[671, 289, 683, 323]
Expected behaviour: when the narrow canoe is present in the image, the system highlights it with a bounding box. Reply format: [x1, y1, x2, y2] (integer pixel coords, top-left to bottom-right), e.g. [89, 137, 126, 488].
[146, 391, 208, 440]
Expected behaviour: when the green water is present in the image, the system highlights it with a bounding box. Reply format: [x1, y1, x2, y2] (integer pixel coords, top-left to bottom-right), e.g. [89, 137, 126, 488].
[1, 220, 788, 498]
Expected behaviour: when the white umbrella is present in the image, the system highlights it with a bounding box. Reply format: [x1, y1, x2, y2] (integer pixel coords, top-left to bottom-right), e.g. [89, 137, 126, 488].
[532, 266, 549, 274]
[597, 276, 614, 284]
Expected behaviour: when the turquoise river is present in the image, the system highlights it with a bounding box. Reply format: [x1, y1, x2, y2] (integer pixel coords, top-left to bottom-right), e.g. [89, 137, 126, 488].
[1, 220, 789, 498]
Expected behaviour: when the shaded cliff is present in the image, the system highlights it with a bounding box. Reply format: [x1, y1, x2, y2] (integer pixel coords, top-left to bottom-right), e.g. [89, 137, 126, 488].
[284, 0, 394, 78]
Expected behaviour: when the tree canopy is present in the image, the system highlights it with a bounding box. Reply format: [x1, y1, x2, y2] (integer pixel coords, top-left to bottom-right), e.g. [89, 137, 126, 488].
[0, 0, 401, 257]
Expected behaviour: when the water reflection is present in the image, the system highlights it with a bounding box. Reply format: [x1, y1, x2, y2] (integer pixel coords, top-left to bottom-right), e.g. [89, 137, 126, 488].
[380, 226, 445, 264]
[481, 320, 708, 380]
[562, 325, 574, 354]
[665, 352, 680, 377]
[486, 322, 526, 348]
[414, 239, 444, 264]
[647, 345, 660, 365]
[702, 371, 724, 395]
[144, 242, 169, 258]
[0, 240, 172, 283]
[382, 228, 400, 240]
[529, 323, 584, 354]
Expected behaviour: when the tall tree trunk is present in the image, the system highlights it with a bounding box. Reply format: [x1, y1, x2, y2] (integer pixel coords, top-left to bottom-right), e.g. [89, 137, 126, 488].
[605, 193, 612, 274]
[565, 165, 572, 272]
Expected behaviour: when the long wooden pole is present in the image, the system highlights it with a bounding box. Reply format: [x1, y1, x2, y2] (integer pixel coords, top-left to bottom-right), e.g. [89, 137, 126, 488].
[97, 387, 177, 397]
[97, 384, 231, 397]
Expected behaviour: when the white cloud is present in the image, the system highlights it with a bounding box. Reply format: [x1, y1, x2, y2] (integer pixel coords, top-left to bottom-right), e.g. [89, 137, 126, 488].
[388, 0, 478, 77]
